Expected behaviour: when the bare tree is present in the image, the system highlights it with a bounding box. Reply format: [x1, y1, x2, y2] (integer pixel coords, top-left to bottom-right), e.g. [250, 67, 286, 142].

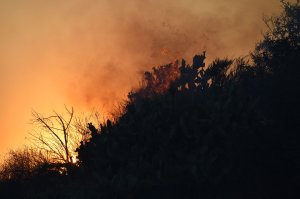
[30, 106, 80, 164]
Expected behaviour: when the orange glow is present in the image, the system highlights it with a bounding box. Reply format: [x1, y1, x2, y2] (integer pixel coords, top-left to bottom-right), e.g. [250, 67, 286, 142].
[71, 155, 77, 164]
[0, 0, 281, 156]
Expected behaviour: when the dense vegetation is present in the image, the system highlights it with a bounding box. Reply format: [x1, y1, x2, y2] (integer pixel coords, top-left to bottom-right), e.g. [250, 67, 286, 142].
[1, 1, 299, 198]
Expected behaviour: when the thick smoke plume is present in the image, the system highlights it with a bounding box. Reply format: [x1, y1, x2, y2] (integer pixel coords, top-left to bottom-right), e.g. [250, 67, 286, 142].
[66, 0, 281, 113]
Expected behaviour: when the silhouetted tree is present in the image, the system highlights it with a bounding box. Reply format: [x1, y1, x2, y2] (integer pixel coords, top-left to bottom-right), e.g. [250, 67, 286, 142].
[30, 106, 79, 164]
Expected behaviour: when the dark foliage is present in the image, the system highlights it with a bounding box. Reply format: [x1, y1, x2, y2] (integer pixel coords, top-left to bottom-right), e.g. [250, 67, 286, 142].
[1, 1, 299, 198]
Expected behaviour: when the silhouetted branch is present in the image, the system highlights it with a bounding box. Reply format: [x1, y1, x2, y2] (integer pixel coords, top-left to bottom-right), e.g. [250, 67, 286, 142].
[30, 107, 78, 164]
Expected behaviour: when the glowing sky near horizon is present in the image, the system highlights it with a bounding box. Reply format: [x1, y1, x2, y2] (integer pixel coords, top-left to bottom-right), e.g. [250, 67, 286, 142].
[0, 0, 281, 155]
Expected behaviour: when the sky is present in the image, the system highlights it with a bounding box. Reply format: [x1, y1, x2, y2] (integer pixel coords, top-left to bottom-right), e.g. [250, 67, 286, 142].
[0, 0, 281, 155]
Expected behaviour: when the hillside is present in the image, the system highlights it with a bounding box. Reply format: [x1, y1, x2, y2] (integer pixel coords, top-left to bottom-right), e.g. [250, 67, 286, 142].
[0, 1, 299, 198]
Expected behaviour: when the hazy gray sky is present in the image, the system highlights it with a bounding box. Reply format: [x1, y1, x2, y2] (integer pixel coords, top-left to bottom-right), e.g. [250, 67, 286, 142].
[0, 0, 281, 154]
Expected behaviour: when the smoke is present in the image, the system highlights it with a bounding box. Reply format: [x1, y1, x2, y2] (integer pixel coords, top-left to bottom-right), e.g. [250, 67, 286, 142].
[65, 0, 280, 111]
[0, 0, 281, 154]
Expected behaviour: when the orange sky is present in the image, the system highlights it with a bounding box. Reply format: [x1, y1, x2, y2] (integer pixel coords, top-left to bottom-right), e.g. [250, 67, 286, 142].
[0, 0, 281, 156]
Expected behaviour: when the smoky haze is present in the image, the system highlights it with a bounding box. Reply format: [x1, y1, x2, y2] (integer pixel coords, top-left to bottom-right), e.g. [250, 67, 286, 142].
[0, 0, 280, 154]
[69, 0, 281, 109]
